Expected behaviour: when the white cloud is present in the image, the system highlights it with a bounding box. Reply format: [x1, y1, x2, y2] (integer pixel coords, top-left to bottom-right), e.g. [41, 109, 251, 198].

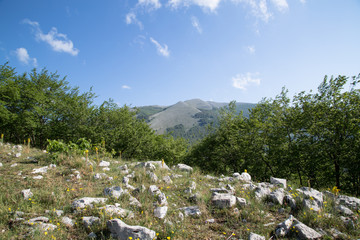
[15, 47, 37, 66]
[150, 37, 170, 57]
[137, 0, 162, 10]
[271, 0, 288, 12]
[191, 16, 202, 34]
[232, 0, 272, 22]
[232, 72, 261, 90]
[126, 12, 144, 30]
[122, 85, 131, 89]
[299, 0, 306, 4]
[23, 19, 79, 56]
[247, 45, 255, 54]
[168, 0, 222, 12]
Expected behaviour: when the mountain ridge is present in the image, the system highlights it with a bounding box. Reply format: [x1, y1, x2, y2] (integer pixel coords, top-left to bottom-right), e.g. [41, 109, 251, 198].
[137, 99, 256, 141]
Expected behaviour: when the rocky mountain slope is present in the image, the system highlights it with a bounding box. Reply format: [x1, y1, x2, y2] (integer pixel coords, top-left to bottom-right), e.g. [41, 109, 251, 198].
[0, 142, 359, 239]
[137, 99, 256, 140]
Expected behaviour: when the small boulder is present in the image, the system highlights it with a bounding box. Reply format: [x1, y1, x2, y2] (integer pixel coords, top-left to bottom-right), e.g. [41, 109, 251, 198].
[21, 189, 33, 200]
[154, 206, 168, 219]
[174, 163, 193, 173]
[82, 216, 100, 228]
[178, 206, 201, 217]
[99, 160, 110, 167]
[104, 186, 125, 199]
[72, 197, 107, 209]
[270, 177, 287, 188]
[211, 193, 236, 209]
[107, 219, 156, 240]
[249, 232, 265, 240]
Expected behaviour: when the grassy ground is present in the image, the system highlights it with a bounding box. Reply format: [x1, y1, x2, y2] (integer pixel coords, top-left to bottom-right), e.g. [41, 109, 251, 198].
[0, 142, 359, 239]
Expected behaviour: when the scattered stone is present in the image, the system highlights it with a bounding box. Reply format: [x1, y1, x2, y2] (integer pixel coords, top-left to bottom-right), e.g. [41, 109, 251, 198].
[270, 177, 287, 188]
[163, 175, 173, 184]
[99, 205, 134, 218]
[61, 216, 74, 227]
[107, 219, 156, 240]
[337, 204, 354, 216]
[174, 163, 193, 173]
[205, 175, 218, 180]
[146, 170, 158, 182]
[212, 193, 236, 208]
[33, 175, 43, 180]
[240, 172, 251, 182]
[275, 215, 322, 239]
[11, 163, 18, 167]
[28, 216, 49, 224]
[254, 185, 272, 200]
[102, 167, 110, 171]
[269, 188, 285, 205]
[205, 218, 215, 223]
[210, 187, 230, 194]
[129, 196, 142, 207]
[135, 162, 156, 171]
[99, 160, 110, 167]
[32, 166, 48, 174]
[236, 197, 247, 207]
[15, 211, 25, 217]
[179, 206, 201, 217]
[21, 189, 33, 200]
[297, 187, 323, 210]
[0, 163, 3, 167]
[104, 186, 125, 199]
[146, 160, 171, 170]
[249, 232, 265, 240]
[37, 223, 57, 232]
[88, 232, 97, 239]
[284, 194, 297, 209]
[275, 215, 295, 237]
[72, 197, 107, 209]
[122, 176, 130, 185]
[336, 195, 360, 210]
[15, 153, 21, 158]
[154, 206, 168, 219]
[189, 193, 200, 203]
[49, 164, 56, 168]
[82, 216, 100, 228]
[293, 220, 322, 239]
[94, 173, 107, 179]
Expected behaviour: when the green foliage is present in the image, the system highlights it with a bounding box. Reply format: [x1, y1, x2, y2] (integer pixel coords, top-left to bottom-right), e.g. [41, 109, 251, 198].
[187, 75, 360, 196]
[0, 63, 188, 165]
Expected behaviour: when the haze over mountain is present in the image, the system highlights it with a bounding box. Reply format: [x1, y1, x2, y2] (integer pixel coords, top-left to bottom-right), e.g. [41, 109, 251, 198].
[137, 99, 256, 141]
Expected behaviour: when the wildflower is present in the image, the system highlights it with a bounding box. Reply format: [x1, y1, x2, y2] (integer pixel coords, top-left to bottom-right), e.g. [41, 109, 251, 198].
[167, 237, 171, 240]
[44, 232, 48, 235]
[129, 237, 133, 240]
[232, 233, 235, 236]
[244, 169, 247, 173]
[156, 233, 159, 236]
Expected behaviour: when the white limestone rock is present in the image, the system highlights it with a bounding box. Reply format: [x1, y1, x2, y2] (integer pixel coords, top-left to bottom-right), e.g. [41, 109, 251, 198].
[33, 175, 43, 180]
[104, 186, 125, 199]
[178, 206, 201, 217]
[270, 177, 287, 188]
[154, 206, 168, 219]
[82, 216, 100, 228]
[249, 232, 266, 240]
[211, 193, 236, 209]
[337, 205, 354, 216]
[32, 166, 48, 174]
[21, 189, 33, 200]
[99, 160, 110, 167]
[269, 188, 285, 205]
[336, 195, 360, 210]
[107, 219, 156, 240]
[99, 205, 134, 218]
[72, 197, 107, 209]
[174, 163, 193, 173]
[61, 216, 74, 227]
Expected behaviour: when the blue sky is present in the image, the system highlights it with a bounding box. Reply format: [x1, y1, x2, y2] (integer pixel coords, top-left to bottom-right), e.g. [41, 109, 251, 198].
[1, 0, 359, 107]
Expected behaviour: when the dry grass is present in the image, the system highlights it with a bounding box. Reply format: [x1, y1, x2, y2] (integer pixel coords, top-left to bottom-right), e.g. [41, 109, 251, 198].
[0, 142, 359, 239]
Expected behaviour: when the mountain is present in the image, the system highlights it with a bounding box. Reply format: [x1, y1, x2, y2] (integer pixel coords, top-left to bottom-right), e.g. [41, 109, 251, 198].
[137, 99, 256, 142]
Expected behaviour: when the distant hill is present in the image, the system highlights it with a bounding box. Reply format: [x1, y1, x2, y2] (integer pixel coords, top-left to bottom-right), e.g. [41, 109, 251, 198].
[137, 99, 256, 142]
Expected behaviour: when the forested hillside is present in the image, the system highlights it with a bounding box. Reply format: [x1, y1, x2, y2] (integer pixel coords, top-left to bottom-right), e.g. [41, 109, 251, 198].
[186, 75, 360, 196]
[0, 63, 187, 163]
